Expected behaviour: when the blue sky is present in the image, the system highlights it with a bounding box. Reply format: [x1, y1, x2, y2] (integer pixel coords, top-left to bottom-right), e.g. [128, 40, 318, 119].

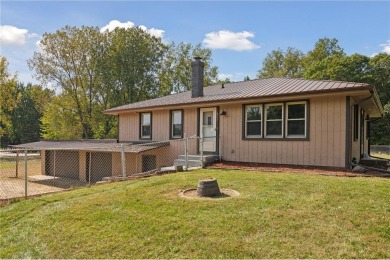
[1, 1, 389, 84]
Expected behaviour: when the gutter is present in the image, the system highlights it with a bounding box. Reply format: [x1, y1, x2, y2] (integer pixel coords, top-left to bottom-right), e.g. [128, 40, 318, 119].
[368, 87, 384, 117]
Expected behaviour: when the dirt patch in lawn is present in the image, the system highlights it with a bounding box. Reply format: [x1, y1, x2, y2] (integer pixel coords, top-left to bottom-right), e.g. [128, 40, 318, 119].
[208, 161, 390, 178]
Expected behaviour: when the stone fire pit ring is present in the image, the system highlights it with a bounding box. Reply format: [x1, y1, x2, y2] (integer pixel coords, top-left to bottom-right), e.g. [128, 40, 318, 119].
[179, 178, 240, 199]
[179, 188, 240, 199]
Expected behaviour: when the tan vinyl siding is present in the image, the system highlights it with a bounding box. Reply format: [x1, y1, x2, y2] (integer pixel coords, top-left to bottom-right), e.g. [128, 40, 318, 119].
[122, 146, 181, 175]
[119, 113, 139, 141]
[152, 110, 169, 140]
[220, 96, 347, 167]
[184, 107, 198, 137]
[119, 107, 198, 143]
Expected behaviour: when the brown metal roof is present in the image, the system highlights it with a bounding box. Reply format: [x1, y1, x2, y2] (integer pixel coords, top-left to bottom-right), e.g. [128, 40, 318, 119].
[105, 77, 374, 114]
[11, 140, 169, 153]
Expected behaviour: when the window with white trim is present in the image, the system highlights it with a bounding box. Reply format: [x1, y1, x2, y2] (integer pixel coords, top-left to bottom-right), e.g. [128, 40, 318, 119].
[265, 103, 283, 137]
[286, 101, 306, 137]
[171, 110, 183, 139]
[245, 105, 262, 138]
[140, 112, 151, 139]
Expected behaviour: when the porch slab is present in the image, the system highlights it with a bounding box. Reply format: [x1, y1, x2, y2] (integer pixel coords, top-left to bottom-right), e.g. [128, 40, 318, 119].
[28, 175, 86, 189]
[1, 178, 64, 200]
[360, 158, 389, 170]
[160, 166, 201, 172]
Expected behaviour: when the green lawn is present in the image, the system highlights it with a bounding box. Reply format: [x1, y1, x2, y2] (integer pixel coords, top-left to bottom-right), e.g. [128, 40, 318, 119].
[1, 169, 389, 258]
[371, 152, 390, 160]
[0, 159, 41, 177]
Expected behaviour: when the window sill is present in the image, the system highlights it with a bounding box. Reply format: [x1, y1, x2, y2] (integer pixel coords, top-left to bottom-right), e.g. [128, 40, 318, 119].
[170, 136, 183, 140]
[242, 137, 309, 141]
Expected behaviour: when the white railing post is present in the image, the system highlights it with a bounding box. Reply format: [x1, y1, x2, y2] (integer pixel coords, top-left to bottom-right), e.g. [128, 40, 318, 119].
[184, 133, 189, 171]
[200, 134, 204, 168]
[121, 144, 126, 178]
[24, 149, 28, 198]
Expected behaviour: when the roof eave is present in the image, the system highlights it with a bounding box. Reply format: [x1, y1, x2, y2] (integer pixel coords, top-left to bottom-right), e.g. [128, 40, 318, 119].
[367, 86, 385, 118]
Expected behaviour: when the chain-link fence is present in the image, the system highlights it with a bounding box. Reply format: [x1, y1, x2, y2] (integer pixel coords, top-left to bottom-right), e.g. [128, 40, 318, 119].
[370, 145, 390, 157]
[1, 136, 211, 202]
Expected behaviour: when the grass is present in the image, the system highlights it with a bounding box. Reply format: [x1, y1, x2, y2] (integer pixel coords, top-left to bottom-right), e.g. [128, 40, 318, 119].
[0, 159, 41, 177]
[371, 152, 390, 160]
[1, 169, 389, 258]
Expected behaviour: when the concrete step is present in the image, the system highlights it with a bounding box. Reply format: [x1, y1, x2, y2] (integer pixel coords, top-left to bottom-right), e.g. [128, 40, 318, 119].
[177, 154, 219, 165]
[174, 159, 202, 167]
[360, 158, 389, 170]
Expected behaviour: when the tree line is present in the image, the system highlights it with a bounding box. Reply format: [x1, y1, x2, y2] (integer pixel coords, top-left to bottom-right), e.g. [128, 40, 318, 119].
[1, 27, 389, 147]
[28, 26, 219, 140]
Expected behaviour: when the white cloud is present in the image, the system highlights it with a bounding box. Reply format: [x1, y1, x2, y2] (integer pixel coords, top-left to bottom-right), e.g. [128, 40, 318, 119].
[218, 72, 252, 82]
[139, 25, 165, 39]
[100, 20, 135, 33]
[0, 25, 29, 46]
[203, 30, 260, 51]
[218, 73, 233, 80]
[100, 20, 165, 39]
[371, 40, 390, 57]
[27, 33, 40, 39]
[380, 40, 390, 54]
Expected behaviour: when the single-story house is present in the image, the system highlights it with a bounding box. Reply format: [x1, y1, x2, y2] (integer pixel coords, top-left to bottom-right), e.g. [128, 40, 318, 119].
[104, 57, 383, 169]
[13, 57, 384, 182]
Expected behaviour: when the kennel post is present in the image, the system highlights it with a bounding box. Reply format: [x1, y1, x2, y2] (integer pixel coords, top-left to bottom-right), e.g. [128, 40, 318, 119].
[121, 144, 126, 178]
[24, 149, 28, 197]
[15, 151, 19, 178]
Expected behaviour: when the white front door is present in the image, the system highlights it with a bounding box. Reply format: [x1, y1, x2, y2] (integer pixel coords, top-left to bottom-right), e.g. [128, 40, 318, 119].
[200, 107, 217, 152]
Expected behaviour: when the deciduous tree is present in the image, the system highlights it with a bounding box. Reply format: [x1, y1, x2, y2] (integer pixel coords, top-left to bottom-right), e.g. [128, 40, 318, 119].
[0, 56, 18, 145]
[257, 47, 304, 78]
[159, 42, 219, 94]
[28, 26, 104, 139]
[257, 38, 390, 145]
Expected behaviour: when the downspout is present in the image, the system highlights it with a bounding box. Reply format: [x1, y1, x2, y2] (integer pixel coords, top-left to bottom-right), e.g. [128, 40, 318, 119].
[357, 94, 380, 159]
[367, 117, 384, 159]
[368, 88, 384, 117]
[359, 90, 385, 159]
